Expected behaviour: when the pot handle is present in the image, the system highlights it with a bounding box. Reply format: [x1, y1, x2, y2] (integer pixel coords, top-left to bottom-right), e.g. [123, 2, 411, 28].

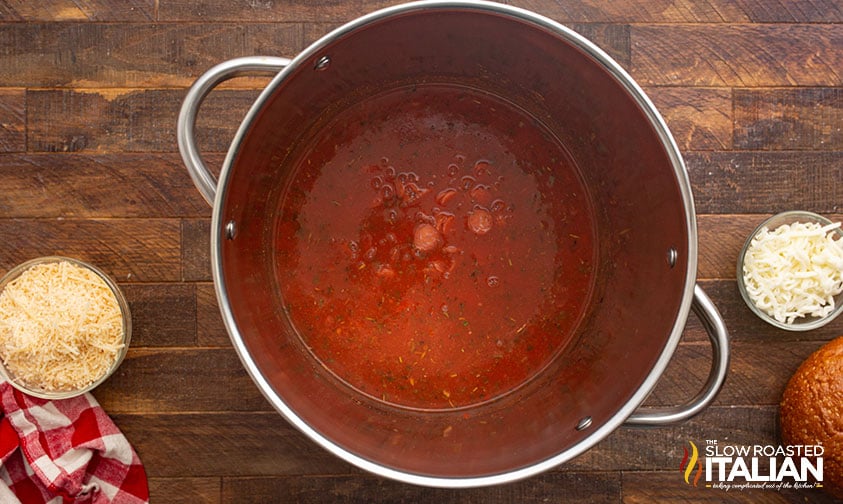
[624, 284, 730, 426]
[177, 56, 291, 206]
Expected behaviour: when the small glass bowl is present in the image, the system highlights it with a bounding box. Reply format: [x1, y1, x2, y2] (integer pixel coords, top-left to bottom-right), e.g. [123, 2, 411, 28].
[0, 256, 132, 399]
[737, 211, 843, 331]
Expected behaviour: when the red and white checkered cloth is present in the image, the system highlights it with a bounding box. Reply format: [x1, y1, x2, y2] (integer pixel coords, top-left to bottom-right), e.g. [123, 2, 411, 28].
[0, 380, 149, 503]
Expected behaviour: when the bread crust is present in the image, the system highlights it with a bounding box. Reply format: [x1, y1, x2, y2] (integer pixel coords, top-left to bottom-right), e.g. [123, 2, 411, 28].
[780, 336, 843, 498]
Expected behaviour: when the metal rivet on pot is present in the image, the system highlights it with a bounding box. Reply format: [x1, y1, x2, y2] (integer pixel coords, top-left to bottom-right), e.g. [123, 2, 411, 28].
[314, 55, 331, 71]
[575, 416, 592, 431]
[225, 221, 237, 240]
[667, 247, 678, 268]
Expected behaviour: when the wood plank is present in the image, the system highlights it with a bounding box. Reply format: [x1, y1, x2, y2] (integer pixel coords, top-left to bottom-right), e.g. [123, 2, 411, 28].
[686, 279, 843, 343]
[19, 88, 842, 160]
[155, 0, 843, 23]
[307, 21, 633, 68]
[738, 0, 843, 23]
[573, 406, 777, 472]
[640, 339, 824, 409]
[96, 348, 272, 414]
[568, 23, 631, 69]
[622, 471, 838, 503]
[631, 24, 843, 86]
[0, 153, 208, 218]
[3, 21, 839, 91]
[24, 70, 834, 161]
[512, 0, 843, 23]
[0, 218, 181, 282]
[197, 282, 230, 347]
[0, 1, 156, 21]
[260, 21, 631, 74]
[121, 283, 196, 347]
[732, 0, 843, 22]
[697, 214, 843, 281]
[112, 406, 777, 478]
[27, 74, 843, 159]
[113, 412, 351, 478]
[179, 224, 843, 348]
[194, 277, 841, 357]
[302, 22, 338, 47]
[158, 1, 402, 23]
[148, 478, 220, 504]
[182, 219, 211, 282]
[515, 0, 749, 23]
[697, 214, 767, 281]
[27, 88, 179, 152]
[686, 151, 843, 215]
[1, 149, 838, 221]
[0, 24, 302, 88]
[0, 89, 25, 152]
[26, 89, 262, 153]
[221, 472, 620, 503]
[647, 87, 733, 151]
[734, 88, 843, 150]
[93, 334, 831, 414]
[196, 276, 842, 351]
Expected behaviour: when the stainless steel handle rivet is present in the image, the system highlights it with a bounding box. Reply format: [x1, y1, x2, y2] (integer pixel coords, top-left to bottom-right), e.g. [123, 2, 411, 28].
[225, 221, 237, 240]
[667, 247, 678, 268]
[314, 55, 331, 71]
[575, 416, 593, 431]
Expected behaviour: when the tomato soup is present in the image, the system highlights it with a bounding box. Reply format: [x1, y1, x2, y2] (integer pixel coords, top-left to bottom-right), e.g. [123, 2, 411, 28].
[273, 84, 596, 410]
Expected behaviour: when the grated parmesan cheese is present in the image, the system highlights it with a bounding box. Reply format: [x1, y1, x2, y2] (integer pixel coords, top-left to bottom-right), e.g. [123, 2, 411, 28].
[742, 221, 843, 324]
[0, 260, 125, 392]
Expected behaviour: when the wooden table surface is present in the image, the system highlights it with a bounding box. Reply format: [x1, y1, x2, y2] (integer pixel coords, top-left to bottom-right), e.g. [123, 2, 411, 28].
[1, 1, 841, 502]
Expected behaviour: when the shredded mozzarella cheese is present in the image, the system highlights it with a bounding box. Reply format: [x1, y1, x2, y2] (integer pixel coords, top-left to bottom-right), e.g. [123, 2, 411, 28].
[742, 221, 843, 324]
[0, 261, 124, 392]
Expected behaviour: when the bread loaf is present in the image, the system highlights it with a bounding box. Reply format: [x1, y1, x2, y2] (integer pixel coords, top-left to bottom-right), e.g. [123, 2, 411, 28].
[779, 336, 843, 498]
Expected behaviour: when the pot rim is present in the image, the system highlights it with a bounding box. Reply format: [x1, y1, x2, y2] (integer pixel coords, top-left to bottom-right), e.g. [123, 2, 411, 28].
[210, 0, 698, 488]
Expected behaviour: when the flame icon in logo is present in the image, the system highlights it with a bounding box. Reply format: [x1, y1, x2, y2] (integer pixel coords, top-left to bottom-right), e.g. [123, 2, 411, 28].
[680, 441, 703, 486]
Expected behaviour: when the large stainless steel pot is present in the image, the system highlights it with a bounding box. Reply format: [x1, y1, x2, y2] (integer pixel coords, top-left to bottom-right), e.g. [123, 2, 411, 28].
[177, 0, 729, 488]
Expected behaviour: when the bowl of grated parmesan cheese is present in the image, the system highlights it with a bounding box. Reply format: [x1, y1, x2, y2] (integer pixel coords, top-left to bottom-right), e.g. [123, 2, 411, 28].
[738, 211, 843, 331]
[0, 256, 131, 398]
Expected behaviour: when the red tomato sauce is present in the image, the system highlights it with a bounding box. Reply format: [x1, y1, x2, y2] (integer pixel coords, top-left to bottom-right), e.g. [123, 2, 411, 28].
[273, 84, 596, 410]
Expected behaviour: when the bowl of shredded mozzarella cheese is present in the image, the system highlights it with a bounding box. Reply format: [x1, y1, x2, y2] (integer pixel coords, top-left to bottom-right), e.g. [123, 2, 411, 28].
[738, 211, 843, 331]
[0, 256, 131, 398]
